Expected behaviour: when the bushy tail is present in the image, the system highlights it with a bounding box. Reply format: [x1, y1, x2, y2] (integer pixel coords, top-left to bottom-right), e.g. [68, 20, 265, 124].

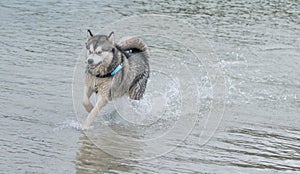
[117, 36, 149, 57]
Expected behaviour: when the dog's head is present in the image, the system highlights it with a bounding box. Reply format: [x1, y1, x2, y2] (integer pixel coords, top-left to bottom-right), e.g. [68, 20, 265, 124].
[85, 30, 115, 74]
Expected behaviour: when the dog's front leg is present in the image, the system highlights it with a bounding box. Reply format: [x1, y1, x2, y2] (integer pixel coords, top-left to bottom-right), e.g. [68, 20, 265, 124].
[81, 94, 108, 129]
[83, 86, 94, 113]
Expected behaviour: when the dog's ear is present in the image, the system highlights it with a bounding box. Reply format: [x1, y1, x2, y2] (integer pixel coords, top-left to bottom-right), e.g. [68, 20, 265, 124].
[87, 29, 93, 40]
[108, 32, 114, 44]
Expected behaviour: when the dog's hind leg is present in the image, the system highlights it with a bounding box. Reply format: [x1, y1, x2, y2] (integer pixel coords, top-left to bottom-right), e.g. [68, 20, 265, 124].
[81, 95, 108, 129]
[129, 73, 149, 100]
[83, 86, 94, 113]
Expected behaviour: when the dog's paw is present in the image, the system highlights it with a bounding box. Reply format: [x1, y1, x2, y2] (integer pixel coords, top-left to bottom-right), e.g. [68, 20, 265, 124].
[80, 122, 93, 130]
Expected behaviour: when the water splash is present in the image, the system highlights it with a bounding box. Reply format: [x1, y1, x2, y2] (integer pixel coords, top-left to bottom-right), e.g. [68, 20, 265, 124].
[53, 120, 82, 131]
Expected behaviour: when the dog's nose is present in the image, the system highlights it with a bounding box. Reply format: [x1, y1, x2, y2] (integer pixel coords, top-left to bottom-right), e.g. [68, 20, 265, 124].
[87, 59, 94, 64]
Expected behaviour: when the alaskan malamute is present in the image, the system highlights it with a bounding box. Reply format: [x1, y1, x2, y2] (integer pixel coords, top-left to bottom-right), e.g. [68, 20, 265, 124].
[81, 30, 149, 129]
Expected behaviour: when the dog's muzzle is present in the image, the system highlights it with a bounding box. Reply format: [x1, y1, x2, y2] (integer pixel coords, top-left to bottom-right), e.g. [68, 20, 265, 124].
[87, 59, 102, 69]
[87, 59, 94, 64]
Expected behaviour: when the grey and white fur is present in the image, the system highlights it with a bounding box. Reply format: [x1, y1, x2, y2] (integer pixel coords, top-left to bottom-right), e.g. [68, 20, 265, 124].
[81, 30, 149, 129]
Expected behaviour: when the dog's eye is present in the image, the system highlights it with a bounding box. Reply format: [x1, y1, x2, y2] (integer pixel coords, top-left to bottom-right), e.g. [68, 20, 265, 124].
[125, 50, 132, 54]
[96, 51, 102, 55]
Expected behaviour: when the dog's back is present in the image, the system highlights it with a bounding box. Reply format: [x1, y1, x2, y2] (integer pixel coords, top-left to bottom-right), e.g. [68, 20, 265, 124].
[111, 36, 150, 100]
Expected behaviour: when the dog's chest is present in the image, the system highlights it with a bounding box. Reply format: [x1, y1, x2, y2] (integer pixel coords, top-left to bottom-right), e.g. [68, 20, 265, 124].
[85, 75, 112, 96]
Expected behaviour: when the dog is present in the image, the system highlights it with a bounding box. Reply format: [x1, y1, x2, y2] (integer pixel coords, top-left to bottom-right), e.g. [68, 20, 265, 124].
[81, 30, 150, 129]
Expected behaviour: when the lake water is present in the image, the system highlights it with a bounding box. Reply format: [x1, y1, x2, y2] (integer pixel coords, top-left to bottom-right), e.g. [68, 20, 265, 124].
[0, 0, 299, 173]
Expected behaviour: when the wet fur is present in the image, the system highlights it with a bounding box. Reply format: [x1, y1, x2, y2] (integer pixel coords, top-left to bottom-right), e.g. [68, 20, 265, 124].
[82, 31, 149, 129]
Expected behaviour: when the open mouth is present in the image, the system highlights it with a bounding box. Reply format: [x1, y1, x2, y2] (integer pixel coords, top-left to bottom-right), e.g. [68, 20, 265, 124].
[88, 61, 102, 69]
[88, 64, 97, 69]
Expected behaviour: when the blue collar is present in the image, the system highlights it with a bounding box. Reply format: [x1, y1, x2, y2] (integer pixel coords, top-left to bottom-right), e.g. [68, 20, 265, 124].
[95, 63, 123, 78]
[111, 63, 123, 76]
